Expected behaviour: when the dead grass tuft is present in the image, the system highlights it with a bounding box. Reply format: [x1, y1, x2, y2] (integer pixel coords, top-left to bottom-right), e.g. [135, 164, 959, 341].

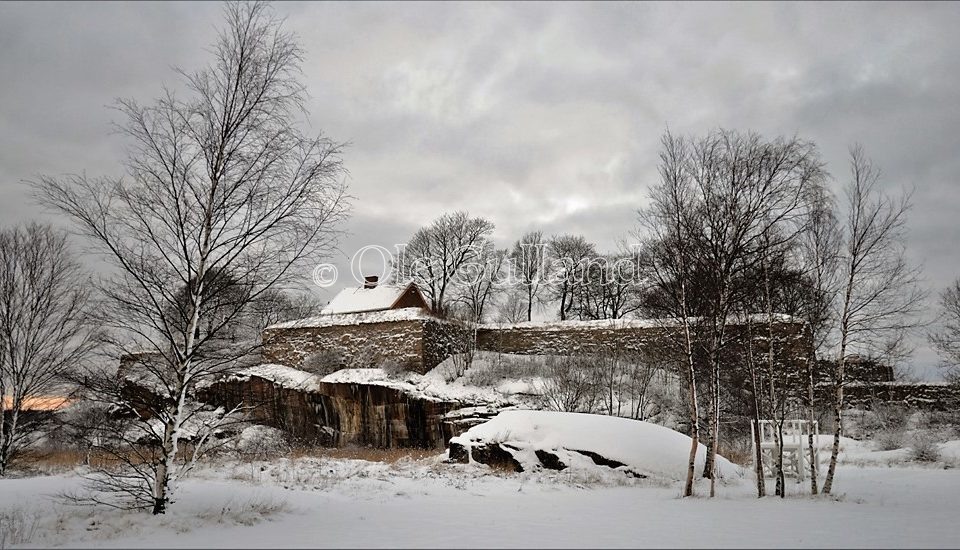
[286, 445, 435, 464]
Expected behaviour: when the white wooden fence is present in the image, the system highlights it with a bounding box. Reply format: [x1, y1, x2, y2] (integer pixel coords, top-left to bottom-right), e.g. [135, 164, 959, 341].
[752, 419, 820, 480]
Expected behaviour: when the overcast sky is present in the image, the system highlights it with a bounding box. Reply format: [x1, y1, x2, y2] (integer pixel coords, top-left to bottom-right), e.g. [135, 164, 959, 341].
[1, 1, 958, 378]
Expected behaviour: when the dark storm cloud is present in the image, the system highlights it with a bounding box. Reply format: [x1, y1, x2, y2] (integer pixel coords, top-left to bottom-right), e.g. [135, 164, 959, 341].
[1, 1, 958, 377]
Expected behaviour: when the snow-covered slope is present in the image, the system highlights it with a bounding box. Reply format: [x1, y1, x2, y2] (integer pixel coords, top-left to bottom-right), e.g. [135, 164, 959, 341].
[450, 410, 745, 481]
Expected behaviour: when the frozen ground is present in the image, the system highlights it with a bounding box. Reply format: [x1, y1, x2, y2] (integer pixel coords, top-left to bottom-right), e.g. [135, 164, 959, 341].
[3, 438, 960, 549]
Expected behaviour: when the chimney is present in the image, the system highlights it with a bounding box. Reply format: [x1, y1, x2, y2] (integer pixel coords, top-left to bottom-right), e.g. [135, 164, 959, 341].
[363, 275, 379, 289]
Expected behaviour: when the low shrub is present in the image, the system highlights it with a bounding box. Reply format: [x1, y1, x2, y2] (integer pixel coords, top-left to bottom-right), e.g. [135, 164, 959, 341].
[301, 349, 344, 376]
[0, 508, 40, 548]
[874, 428, 906, 451]
[908, 431, 942, 463]
[381, 360, 411, 379]
[916, 410, 960, 436]
[234, 425, 291, 460]
[461, 354, 543, 387]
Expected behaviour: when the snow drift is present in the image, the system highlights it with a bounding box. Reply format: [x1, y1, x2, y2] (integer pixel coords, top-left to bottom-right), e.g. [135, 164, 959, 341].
[449, 410, 744, 482]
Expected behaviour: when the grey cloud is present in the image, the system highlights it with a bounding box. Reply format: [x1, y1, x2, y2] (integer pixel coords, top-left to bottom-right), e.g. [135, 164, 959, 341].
[1, 1, 958, 378]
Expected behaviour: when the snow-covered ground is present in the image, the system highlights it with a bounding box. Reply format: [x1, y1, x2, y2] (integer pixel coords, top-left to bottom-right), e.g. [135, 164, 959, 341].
[3, 454, 960, 548]
[4, 415, 960, 549]
[9, 357, 957, 548]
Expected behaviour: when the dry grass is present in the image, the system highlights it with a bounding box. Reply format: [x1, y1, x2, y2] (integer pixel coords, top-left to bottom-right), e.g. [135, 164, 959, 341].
[12, 449, 125, 473]
[195, 495, 289, 526]
[286, 445, 436, 464]
[718, 437, 754, 467]
[13, 443, 438, 476]
[0, 507, 41, 548]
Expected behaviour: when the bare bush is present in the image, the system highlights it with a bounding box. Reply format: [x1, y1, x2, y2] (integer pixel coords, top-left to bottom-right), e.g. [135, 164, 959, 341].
[233, 425, 290, 461]
[196, 495, 289, 526]
[301, 349, 344, 376]
[381, 361, 411, 379]
[874, 429, 906, 451]
[0, 507, 40, 548]
[344, 346, 386, 370]
[855, 402, 910, 439]
[909, 431, 942, 463]
[539, 354, 601, 413]
[461, 354, 543, 387]
[916, 410, 960, 437]
[447, 338, 476, 383]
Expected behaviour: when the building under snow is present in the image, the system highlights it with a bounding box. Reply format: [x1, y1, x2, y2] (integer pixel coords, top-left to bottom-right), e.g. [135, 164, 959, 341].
[261, 277, 470, 374]
[320, 276, 429, 315]
[261, 275, 817, 380]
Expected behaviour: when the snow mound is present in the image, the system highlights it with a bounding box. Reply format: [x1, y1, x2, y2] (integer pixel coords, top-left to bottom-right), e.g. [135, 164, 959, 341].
[450, 410, 745, 482]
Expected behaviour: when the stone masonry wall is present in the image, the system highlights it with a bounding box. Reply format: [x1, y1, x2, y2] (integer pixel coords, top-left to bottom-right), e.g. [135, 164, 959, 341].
[422, 319, 474, 372]
[816, 382, 960, 411]
[262, 320, 426, 373]
[262, 315, 475, 375]
[476, 320, 812, 378]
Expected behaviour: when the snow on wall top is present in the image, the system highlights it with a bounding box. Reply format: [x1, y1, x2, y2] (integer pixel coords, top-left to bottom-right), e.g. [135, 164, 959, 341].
[321, 283, 413, 315]
[320, 360, 539, 407]
[266, 307, 441, 330]
[478, 313, 803, 331]
[228, 363, 324, 391]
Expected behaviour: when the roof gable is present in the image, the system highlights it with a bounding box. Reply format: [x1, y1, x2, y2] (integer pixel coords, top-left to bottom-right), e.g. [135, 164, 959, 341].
[321, 282, 425, 315]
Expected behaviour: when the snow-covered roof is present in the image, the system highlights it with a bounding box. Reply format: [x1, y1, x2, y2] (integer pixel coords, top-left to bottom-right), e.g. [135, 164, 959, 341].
[320, 282, 422, 315]
[266, 307, 444, 330]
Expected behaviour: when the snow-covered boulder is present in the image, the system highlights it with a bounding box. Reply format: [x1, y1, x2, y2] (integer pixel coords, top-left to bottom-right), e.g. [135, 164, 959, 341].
[448, 410, 744, 482]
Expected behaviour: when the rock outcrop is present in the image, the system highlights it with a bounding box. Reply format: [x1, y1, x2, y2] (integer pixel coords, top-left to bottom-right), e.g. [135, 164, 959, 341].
[196, 369, 502, 448]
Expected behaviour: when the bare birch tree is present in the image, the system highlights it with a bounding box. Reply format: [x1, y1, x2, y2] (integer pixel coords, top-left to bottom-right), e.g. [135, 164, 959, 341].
[639, 131, 703, 497]
[686, 130, 824, 497]
[33, 1, 348, 513]
[0, 224, 99, 475]
[397, 211, 494, 317]
[795, 185, 842, 494]
[642, 129, 825, 497]
[821, 146, 924, 494]
[453, 242, 508, 323]
[929, 278, 960, 383]
[547, 235, 596, 321]
[510, 230, 550, 322]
